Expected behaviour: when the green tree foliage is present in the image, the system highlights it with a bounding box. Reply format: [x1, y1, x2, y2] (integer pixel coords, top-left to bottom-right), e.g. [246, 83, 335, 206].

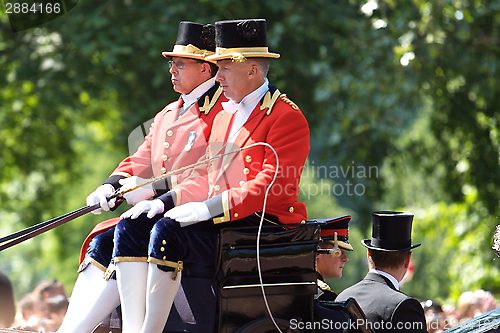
[372, 0, 500, 215]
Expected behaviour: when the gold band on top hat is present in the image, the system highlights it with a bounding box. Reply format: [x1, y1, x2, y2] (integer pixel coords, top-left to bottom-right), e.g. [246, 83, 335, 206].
[162, 44, 215, 59]
[206, 46, 280, 62]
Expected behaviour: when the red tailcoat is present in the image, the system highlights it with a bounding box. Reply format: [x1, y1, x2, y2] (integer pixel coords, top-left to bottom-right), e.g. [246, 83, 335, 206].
[170, 87, 310, 225]
[79, 85, 226, 264]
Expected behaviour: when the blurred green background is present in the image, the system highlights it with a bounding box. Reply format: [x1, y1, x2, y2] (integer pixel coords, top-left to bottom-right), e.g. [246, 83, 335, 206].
[1, 0, 500, 308]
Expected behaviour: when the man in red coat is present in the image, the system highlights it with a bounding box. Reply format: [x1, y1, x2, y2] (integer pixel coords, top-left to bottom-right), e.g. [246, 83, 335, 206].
[57, 21, 226, 333]
[113, 19, 310, 333]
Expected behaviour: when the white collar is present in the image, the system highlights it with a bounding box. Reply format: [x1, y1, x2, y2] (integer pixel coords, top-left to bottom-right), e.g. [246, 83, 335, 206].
[370, 269, 400, 290]
[180, 77, 216, 108]
[222, 78, 269, 115]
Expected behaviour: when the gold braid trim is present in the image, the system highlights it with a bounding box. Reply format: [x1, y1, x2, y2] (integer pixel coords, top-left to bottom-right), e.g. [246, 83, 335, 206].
[170, 175, 178, 188]
[171, 44, 215, 57]
[110, 171, 132, 178]
[280, 94, 299, 110]
[172, 188, 182, 206]
[199, 86, 223, 115]
[260, 89, 282, 115]
[213, 190, 230, 224]
[317, 279, 331, 291]
[113, 256, 148, 263]
[148, 258, 184, 280]
[206, 47, 279, 62]
[78, 257, 107, 273]
[103, 264, 116, 280]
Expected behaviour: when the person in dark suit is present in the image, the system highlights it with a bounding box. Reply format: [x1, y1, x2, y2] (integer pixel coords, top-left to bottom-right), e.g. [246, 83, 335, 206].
[336, 211, 428, 333]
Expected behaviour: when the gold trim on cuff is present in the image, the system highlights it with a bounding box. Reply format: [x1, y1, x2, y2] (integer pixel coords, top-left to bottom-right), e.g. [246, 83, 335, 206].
[103, 264, 116, 280]
[113, 256, 148, 263]
[110, 172, 131, 178]
[172, 188, 182, 206]
[148, 257, 184, 280]
[171, 175, 178, 188]
[213, 190, 230, 224]
[77, 257, 107, 273]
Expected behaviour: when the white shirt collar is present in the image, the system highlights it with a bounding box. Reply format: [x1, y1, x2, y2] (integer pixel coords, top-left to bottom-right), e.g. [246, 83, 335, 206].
[370, 269, 400, 290]
[222, 78, 269, 115]
[237, 78, 269, 114]
[180, 77, 216, 109]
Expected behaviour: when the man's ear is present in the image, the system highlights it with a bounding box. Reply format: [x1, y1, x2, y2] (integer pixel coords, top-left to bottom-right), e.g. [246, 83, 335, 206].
[248, 64, 259, 78]
[201, 62, 211, 76]
[404, 252, 412, 268]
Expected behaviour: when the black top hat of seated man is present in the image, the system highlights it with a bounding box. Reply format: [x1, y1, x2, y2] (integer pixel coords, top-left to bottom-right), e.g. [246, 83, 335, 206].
[162, 21, 216, 61]
[205, 19, 280, 62]
[362, 211, 421, 252]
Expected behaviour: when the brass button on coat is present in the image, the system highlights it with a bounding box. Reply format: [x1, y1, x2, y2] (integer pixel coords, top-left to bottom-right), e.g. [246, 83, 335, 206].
[160, 247, 165, 252]
[243, 168, 250, 175]
[167, 130, 173, 137]
[234, 213, 239, 218]
[239, 180, 245, 187]
[214, 185, 220, 191]
[245, 155, 252, 163]
[162, 240, 167, 245]
[288, 206, 294, 213]
[161, 167, 167, 174]
[162, 154, 168, 161]
[164, 142, 170, 149]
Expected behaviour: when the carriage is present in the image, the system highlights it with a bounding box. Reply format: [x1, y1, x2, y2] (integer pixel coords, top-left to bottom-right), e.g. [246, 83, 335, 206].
[87, 213, 500, 333]
[88, 215, 373, 333]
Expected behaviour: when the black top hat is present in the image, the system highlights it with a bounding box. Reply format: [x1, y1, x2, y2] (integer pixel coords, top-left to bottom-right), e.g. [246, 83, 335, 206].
[362, 211, 421, 252]
[205, 19, 280, 62]
[320, 215, 353, 251]
[162, 21, 216, 61]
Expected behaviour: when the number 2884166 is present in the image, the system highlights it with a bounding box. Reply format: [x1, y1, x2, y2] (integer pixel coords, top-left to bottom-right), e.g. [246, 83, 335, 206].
[5, 2, 61, 14]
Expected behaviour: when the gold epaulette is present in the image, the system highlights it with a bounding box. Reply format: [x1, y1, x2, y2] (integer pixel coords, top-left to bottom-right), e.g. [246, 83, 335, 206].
[317, 279, 331, 291]
[280, 94, 299, 110]
[199, 86, 223, 115]
[260, 89, 282, 115]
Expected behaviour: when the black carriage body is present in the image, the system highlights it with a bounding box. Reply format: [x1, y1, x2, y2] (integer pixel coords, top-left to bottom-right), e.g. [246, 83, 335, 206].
[217, 224, 320, 333]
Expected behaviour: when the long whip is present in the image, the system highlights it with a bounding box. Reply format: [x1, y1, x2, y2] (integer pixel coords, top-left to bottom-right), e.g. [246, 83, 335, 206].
[0, 148, 242, 251]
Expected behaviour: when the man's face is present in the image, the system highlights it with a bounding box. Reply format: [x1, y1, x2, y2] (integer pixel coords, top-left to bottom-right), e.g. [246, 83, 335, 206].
[316, 243, 349, 279]
[215, 59, 253, 103]
[169, 56, 205, 94]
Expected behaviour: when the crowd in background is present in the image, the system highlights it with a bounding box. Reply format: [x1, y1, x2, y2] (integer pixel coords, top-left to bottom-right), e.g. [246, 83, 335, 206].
[3, 269, 500, 332]
[0, 271, 69, 332]
[423, 289, 500, 333]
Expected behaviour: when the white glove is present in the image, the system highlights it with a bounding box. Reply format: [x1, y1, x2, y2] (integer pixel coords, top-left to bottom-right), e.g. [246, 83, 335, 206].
[164, 202, 211, 226]
[120, 199, 165, 220]
[118, 176, 155, 205]
[86, 184, 116, 215]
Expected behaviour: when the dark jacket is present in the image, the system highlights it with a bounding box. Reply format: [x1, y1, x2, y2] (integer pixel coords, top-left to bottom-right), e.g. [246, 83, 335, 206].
[336, 272, 427, 333]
